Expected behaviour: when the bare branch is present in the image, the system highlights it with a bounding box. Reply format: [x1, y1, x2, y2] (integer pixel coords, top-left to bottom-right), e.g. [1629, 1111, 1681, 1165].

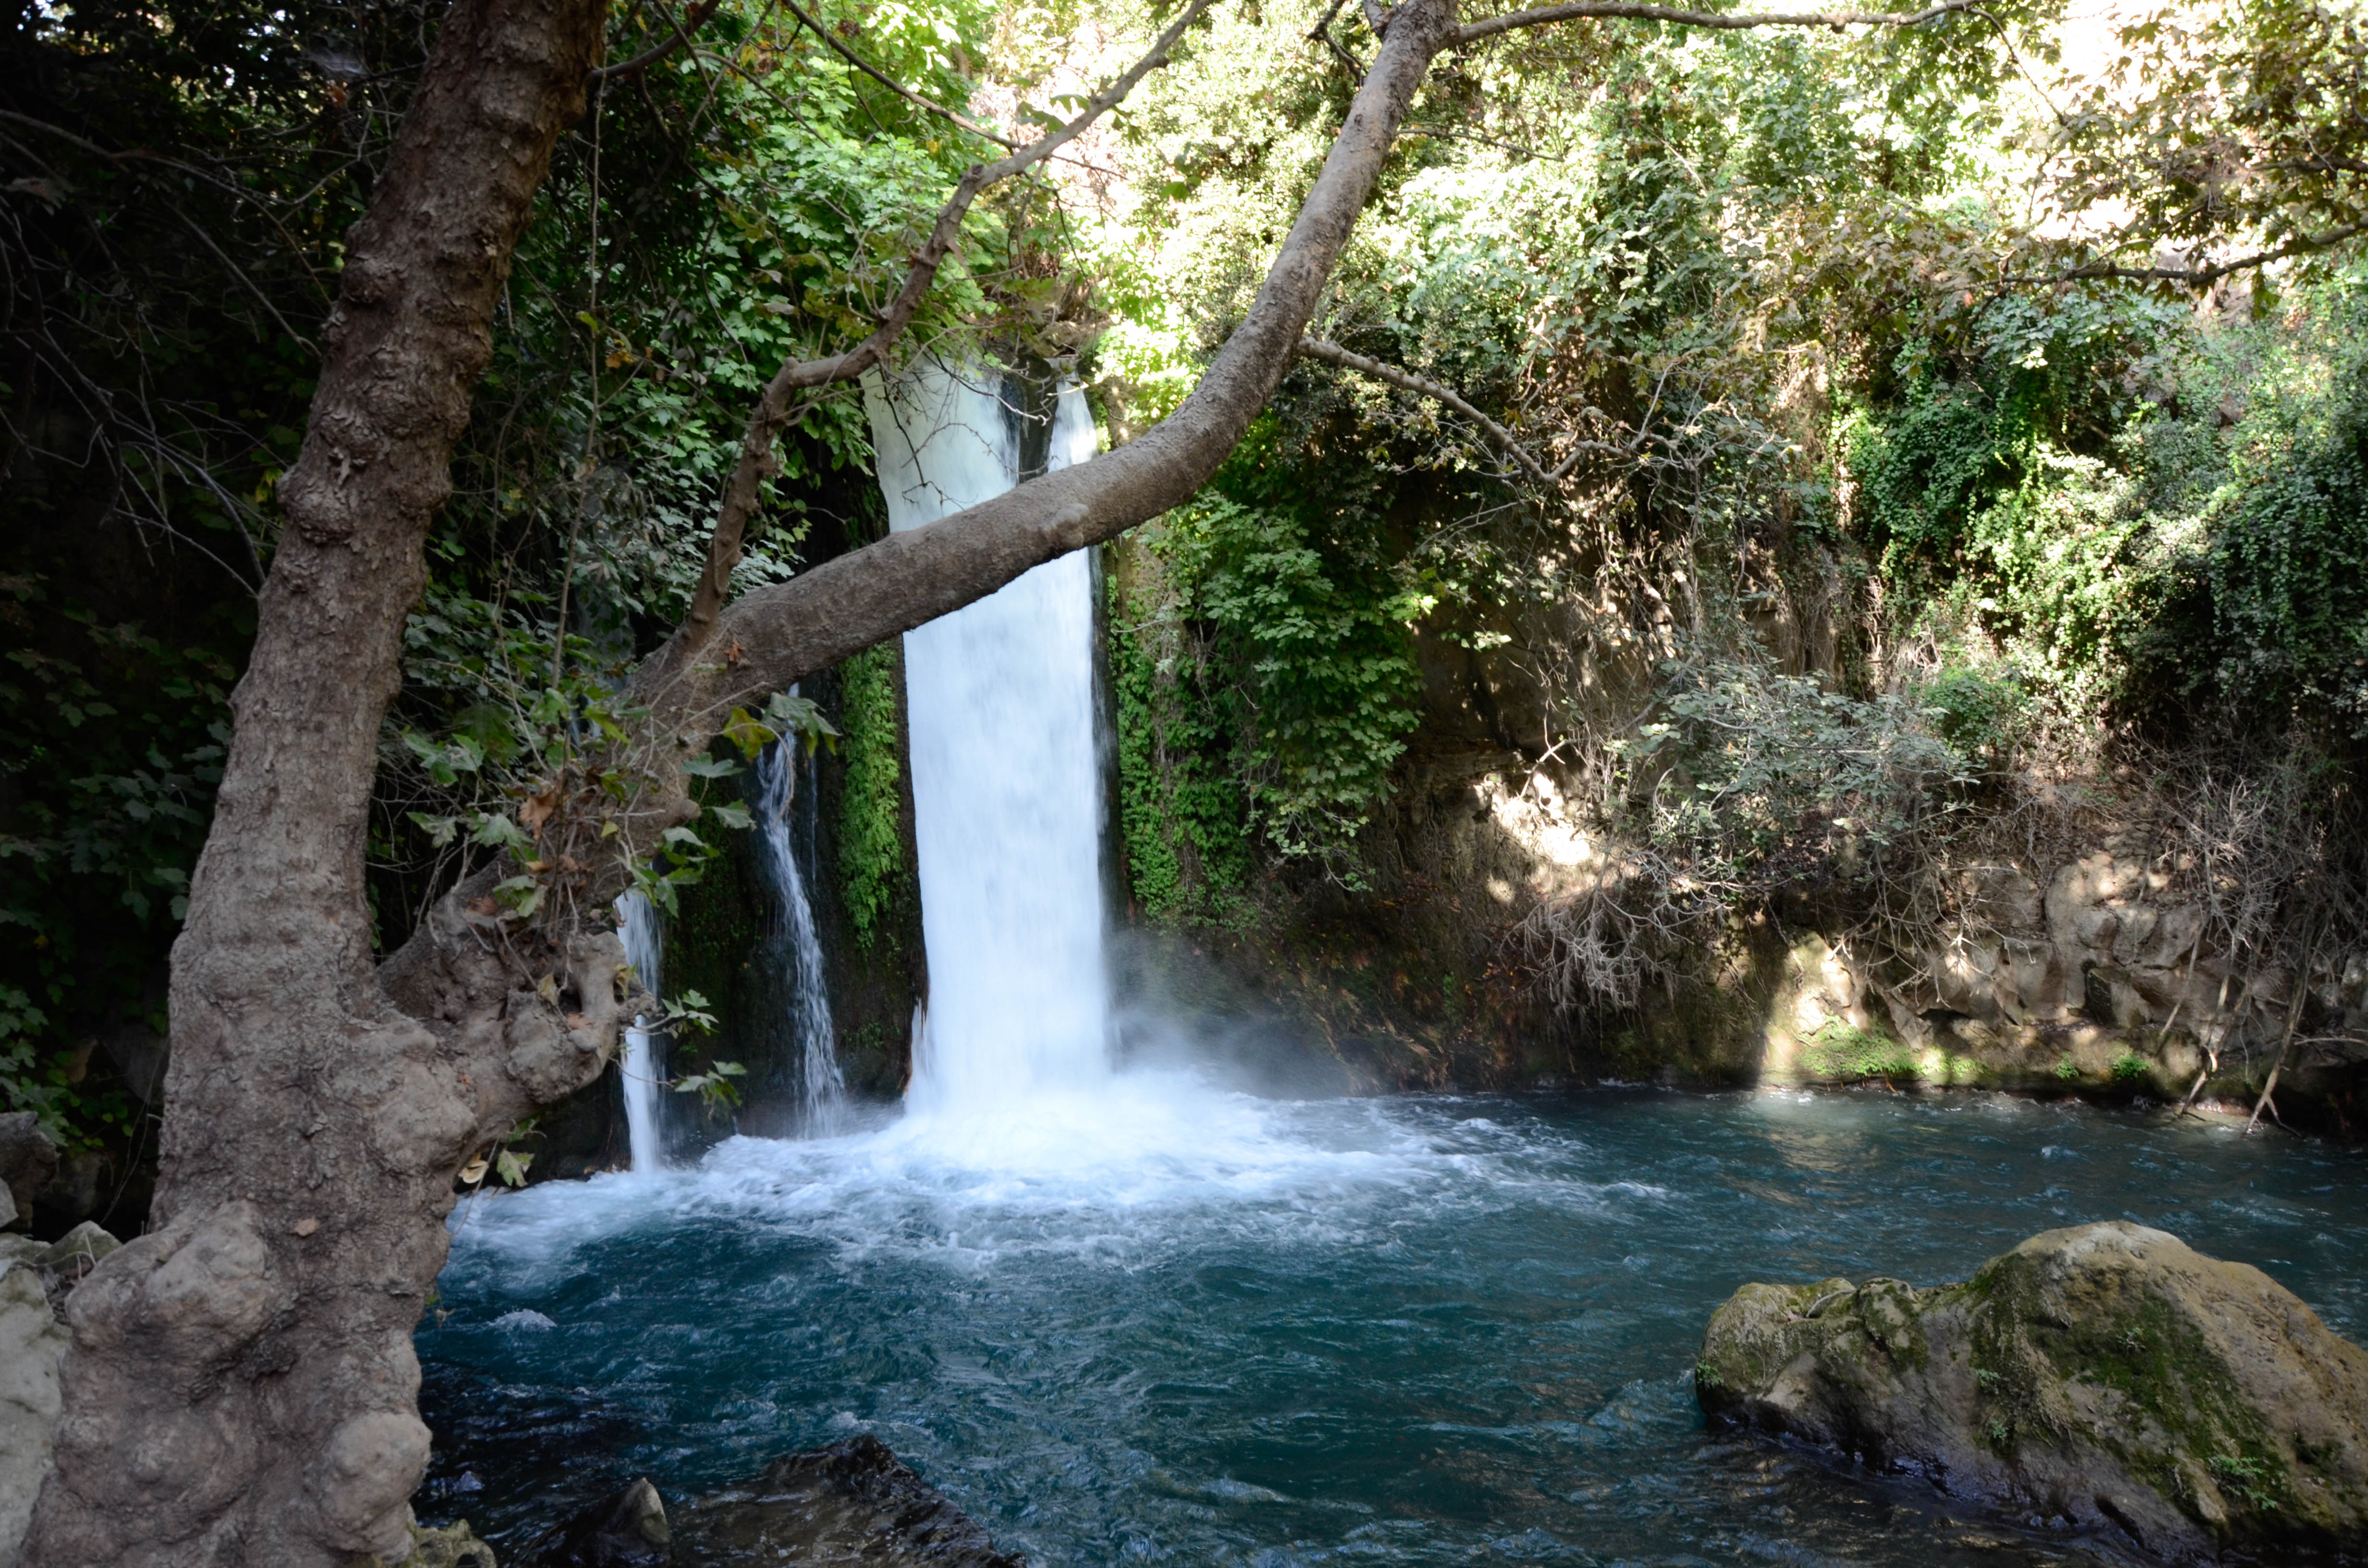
[2027, 222, 2368, 287]
[1297, 334, 1638, 483]
[589, 0, 723, 82]
[1456, 0, 1992, 46]
[1300, 335, 1559, 480]
[654, 0, 1220, 671]
[1400, 124, 1553, 159]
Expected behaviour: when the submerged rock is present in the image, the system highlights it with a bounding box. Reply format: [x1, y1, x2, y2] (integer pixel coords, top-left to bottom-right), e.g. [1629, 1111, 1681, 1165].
[670, 1434, 1025, 1566]
[532, 1476, 669, 1567]
[1696, 1222, 2368, 1561]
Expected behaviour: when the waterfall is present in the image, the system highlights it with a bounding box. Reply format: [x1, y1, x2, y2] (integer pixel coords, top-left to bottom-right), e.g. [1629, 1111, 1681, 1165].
[863, 363, 1107, 1115]
[615, 891, 666, 1173]
[751, 733, 848, 1134]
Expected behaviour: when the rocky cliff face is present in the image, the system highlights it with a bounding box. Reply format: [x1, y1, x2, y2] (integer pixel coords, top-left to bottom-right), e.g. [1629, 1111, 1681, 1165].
[0, 1264, 67, 1568]
[1697, 1222, 2368, 1562]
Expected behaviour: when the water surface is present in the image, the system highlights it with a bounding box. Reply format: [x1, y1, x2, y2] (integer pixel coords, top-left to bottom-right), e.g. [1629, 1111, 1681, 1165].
[419, 1087, 2368, 1564]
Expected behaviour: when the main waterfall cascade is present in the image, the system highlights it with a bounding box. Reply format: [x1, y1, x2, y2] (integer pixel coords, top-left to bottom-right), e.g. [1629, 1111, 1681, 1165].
[750, 734, 848, 1134]
[614, 891, 666, 1173]
[863, 363, 1111, 1117]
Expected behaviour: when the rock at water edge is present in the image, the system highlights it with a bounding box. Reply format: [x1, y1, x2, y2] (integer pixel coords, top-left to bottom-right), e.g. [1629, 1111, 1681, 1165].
[1696, 1221, 2368, 1561]
[531, 1475, 669, 1567]
[0, 1265, 68, 1568]
[670, 1433, 1026, 1566]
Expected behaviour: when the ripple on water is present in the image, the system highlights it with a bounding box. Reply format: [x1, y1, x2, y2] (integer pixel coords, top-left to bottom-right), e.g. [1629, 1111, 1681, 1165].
[420, 1085, 2368, 1565]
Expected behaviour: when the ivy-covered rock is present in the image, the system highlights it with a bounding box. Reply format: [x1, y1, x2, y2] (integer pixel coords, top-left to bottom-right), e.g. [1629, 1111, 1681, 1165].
[1696, 1223, 2368, 1562]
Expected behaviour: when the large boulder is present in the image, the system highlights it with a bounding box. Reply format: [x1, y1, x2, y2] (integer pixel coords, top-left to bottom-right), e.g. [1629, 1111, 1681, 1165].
[669, 1435, 1025, 1566]
[1697, 1222, 2368, 1561]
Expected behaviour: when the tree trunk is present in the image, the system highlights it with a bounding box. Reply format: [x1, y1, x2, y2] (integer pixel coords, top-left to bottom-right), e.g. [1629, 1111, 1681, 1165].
[25, 0, 1462, 1556]
[21, 0, 611, 1560]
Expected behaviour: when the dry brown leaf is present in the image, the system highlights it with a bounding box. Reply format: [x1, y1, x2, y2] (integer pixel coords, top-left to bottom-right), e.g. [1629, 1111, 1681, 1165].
[520, 784, 563, 834]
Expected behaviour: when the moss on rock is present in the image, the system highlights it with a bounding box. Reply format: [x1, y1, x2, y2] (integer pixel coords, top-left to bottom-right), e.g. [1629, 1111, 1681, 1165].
[1697, 1223, 2368, 1561]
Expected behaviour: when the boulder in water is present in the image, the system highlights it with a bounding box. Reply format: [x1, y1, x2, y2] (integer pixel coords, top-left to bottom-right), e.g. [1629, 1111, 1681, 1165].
[531, 1476, 669, 1567]
[1696, 1222, 2368, 1560]
[669, 1434, 1025, 1566]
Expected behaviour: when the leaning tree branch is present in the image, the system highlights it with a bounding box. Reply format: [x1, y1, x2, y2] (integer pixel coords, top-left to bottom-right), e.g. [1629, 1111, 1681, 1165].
[1455, 0, 1992, 44]
[631, 0, 1465, 762]
[650, 0, 1219, 687]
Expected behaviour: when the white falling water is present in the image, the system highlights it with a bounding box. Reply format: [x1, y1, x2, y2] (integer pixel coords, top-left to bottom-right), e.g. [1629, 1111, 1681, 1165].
[614, 891, 666, 1173]
[751, 734, 848, 1134]
[863, 363, 1108, 1118]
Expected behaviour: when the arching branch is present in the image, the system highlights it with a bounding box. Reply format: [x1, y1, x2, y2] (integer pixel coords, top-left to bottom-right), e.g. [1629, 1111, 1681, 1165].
[637, 0, 1467, 751]
[654, 0, 1219, 677]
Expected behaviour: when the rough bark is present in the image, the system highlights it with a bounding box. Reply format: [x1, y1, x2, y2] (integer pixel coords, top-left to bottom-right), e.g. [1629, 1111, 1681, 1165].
[20, 0, 612, 1561]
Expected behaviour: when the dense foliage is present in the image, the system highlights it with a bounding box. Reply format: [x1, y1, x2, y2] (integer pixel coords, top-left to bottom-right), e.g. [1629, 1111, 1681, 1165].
[5, 0, 2366, 1135]
[1091, 0, 2368, 971]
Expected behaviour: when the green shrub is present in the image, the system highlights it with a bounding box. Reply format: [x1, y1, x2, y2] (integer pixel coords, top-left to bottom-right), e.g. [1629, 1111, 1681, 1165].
[835, 646, 905, 951]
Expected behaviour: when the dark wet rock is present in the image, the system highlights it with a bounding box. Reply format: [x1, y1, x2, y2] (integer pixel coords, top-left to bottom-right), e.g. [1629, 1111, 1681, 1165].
[1697, 1222, 2368, 1562]
[531, 1476, 669, 1566]
[30, 1147, 107, 1234]
[670, 1435, 1025, 1566]
[0, 1117, 55, 1234]
[350, 1519, 497, 1567]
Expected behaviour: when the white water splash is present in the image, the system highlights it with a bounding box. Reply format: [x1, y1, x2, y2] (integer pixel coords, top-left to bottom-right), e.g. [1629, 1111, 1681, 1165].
[615, 891, 666, 1174]
[752, 734, 848, 1134]
[863, 364, 1109, 1118]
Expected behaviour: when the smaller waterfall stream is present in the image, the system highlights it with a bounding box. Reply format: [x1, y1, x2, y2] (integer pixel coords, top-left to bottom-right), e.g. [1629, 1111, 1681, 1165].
[615, 892, 666, 1173]
[751, 735, 847, 1134]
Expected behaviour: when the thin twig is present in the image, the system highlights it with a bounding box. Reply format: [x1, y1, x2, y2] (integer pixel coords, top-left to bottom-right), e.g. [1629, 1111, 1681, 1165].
[589, 0, 724, 82]
[1297, 334, 1630, 482]
[2015, 223, 2368, 288]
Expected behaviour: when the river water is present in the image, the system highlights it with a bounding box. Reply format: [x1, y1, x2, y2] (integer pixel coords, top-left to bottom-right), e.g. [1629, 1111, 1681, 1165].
[417, 1086, 2368, 1564]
